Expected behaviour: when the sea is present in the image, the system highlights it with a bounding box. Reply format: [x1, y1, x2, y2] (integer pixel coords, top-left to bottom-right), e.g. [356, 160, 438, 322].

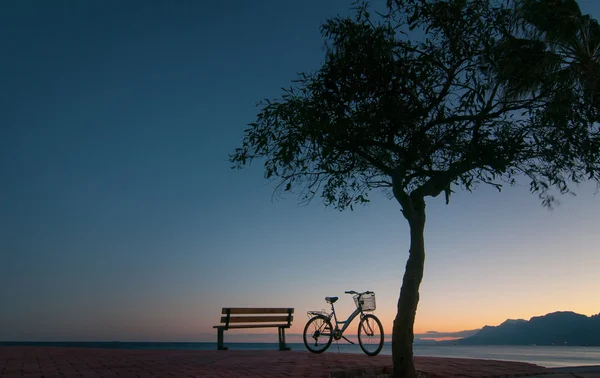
[1, 342, 599, 368]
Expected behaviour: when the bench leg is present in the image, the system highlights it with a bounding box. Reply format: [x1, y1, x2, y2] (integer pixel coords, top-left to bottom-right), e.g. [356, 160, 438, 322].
[217, 328, 228, 350]
[278, 327, 290, 351]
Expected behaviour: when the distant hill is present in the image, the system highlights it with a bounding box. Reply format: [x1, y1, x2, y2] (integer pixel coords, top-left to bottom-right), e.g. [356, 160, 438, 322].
[455, 311, 600, 346]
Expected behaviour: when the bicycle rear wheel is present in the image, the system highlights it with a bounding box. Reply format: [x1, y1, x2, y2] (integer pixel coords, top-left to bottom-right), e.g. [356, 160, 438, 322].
[358, 314, 384, 356]
[303, 315, 333, 353]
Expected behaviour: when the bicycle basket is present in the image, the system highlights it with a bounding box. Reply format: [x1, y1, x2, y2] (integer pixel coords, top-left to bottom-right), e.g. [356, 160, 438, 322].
[354, 293, 376, 311]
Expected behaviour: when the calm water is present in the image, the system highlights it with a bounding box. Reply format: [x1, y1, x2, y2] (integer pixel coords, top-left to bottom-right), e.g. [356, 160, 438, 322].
[1, 342, 598, 368]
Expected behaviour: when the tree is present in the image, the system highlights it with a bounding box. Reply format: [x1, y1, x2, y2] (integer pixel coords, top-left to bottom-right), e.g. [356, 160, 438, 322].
[230, 0, 600, 376]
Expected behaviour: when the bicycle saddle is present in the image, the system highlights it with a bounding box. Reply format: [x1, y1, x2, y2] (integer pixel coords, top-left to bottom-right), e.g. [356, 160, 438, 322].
[325, 296, 338, 304]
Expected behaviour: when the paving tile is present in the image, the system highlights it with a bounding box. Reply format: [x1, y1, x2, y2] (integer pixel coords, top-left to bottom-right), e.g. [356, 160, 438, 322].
[0, 346, 579, 378]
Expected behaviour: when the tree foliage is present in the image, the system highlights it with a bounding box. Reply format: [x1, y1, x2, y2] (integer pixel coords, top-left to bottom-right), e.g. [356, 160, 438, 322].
[232, 0, 600, 211]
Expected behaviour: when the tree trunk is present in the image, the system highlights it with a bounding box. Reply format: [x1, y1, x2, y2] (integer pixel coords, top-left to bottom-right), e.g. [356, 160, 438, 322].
[392, 197, 426, 378]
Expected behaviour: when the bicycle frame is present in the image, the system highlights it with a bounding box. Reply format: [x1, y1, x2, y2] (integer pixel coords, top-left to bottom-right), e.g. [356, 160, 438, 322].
[323, 301, 364, 336]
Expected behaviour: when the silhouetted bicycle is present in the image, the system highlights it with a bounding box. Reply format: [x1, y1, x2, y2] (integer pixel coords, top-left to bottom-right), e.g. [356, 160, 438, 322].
[303, 290, 384, 356]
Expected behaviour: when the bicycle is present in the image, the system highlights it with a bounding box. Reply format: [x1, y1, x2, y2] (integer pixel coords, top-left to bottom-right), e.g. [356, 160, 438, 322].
[303, 290, 384, 356]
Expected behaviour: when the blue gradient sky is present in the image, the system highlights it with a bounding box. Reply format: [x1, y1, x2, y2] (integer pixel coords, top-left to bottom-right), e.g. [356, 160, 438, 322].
[1, 0, 599, 343]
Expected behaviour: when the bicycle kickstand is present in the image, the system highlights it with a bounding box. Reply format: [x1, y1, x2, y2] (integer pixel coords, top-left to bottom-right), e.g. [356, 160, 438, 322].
[341, 335, 355, 344]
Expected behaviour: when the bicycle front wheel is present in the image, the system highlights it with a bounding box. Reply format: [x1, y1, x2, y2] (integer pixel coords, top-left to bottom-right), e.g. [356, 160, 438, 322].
[358, 314, 384, 356]
[303, 315, 333, 354]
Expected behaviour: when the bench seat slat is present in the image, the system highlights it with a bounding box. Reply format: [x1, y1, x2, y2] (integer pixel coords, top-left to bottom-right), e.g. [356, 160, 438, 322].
[220, 315, 293, 323]
[214, 324, 291, 329]
[222, 308, 294, 315]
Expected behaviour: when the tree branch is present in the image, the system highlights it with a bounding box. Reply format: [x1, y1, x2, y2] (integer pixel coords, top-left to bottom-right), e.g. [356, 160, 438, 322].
[344, 144, 395, 175]
[411, 160, 473, 200]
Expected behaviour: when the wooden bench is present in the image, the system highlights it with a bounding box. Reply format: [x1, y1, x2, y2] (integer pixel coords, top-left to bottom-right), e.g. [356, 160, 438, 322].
[214, 308, 294, 351]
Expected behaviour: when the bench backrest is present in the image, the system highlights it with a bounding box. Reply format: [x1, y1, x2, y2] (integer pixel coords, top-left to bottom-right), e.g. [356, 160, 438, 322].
[220, 308, 294, 328]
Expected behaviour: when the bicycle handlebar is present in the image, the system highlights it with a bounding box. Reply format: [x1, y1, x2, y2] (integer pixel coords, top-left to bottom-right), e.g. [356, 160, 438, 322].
[344, 290, 373, 295]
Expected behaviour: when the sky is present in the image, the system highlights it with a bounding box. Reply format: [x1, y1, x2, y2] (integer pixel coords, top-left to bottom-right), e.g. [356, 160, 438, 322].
[1, 0, 599, 343]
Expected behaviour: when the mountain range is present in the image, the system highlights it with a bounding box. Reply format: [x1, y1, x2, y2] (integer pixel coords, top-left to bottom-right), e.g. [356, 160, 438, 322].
[450, 311, 600, 346]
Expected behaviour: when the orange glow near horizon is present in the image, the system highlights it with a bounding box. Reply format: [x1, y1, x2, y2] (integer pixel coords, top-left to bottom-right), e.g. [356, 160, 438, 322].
[419, 337, 461, 341]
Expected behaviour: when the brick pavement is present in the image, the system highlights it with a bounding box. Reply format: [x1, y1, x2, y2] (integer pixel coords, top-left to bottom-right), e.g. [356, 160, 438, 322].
[0, 346, 561, 378]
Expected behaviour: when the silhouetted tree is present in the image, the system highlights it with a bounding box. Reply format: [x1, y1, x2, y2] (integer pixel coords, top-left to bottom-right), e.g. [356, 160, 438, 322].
[231, 0, 600, 376]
